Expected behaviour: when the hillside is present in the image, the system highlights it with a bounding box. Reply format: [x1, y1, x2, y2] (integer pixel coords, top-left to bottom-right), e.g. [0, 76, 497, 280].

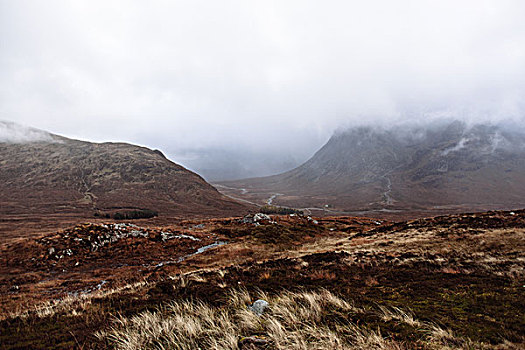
[219, 120, 525, 218]
[0, 121, 251, 241]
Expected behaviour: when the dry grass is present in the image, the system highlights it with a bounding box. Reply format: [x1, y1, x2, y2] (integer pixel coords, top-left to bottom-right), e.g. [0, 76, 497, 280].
[376, 307, 524, 350]
[4, 280, 149, 321]
[377, 305, 421, 327]
[95, 289, 502, 350]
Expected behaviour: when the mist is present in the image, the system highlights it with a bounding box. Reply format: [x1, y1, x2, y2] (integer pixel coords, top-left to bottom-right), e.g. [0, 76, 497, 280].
[0, 120, 56, 144]
[1, 1, 524, 178]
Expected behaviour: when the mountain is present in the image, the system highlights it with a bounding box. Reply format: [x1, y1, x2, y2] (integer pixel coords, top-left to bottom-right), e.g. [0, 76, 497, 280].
[0, 121, 250, 240]
[219, 120, 525, 217]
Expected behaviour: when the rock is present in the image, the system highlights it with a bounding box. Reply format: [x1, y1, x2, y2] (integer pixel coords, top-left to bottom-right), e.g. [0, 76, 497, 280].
[239, 336, 268, 349]
[241, 213, 271, 225]
[306, 216, 318, 225]
[161, 231, 201, 242]
[160, 231, 175, 241]
[253, 213, 271, 222]
[249, 299, 269, 316]
[48, 247, 55, 255]
[241, 215, 255, 224]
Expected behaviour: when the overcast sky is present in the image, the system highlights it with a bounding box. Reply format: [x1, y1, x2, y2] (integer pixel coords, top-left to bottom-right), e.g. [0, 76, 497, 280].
[1, 1, 525, 173]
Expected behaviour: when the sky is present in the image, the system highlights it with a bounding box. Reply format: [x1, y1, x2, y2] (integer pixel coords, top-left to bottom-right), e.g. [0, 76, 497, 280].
[1, 1, 525, 179]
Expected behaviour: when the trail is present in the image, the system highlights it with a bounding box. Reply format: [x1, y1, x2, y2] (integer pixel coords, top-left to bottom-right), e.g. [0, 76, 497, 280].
[265, 194, 350, 214]
[213, 184, 261, 206]
[214, 184, 353, 215]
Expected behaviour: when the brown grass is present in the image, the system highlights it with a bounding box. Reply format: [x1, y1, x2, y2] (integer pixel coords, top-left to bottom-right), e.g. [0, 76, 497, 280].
[96, 289, 503, 350]
[4, 280, 149, 321]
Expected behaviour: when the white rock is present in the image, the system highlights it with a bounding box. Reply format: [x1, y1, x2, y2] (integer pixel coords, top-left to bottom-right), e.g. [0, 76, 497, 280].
[253, 213, 271, 222]
[249, 299, 269, 316]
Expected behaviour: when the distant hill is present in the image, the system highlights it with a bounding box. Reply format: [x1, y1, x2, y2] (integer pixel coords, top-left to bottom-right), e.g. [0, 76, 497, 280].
[220, 120, 525, 216]
[0, 121, 250, 240]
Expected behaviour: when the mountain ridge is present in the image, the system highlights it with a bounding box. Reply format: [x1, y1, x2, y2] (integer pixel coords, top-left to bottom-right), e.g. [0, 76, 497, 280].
[219, 120, 525, 217]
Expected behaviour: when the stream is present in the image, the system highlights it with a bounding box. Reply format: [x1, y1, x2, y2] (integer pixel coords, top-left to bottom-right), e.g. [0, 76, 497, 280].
[266, 193, 282, 205]
[154, 241, 227, 268]
[382, 176, 394, 205]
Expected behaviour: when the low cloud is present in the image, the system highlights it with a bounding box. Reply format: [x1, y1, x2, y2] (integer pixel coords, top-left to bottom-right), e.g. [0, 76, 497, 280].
[0, 121, 56, 143]
[1, 1, 524, 173]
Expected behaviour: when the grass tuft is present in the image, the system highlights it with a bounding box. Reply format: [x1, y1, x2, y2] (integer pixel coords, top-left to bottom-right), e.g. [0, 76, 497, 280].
[96, 289, 500, 350]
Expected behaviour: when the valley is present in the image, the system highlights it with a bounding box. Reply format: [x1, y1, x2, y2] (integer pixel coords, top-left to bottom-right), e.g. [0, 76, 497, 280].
[218, 121, 525, 220]
[1, 121, 524, 349]
[3, 1, 525, 348]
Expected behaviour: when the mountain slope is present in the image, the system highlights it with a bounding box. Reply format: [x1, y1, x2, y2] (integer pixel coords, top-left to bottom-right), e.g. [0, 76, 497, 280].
[220, 120, 525, 215]
[0, 121, 250, 239]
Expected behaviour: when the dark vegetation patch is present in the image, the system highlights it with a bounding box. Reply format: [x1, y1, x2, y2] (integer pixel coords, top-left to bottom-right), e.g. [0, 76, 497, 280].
[259, 204, 304, 215]
[93, 208, 159, 220]
[212, 220, 324, 246]
[93, 211, 111, 219]
[360, 209, 525, 237]
[112, 209, 158, 220]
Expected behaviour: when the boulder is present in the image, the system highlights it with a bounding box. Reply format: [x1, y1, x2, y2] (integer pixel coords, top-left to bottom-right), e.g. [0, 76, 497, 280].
[249, 299, 269, 316]
[241, 213, 271, 225]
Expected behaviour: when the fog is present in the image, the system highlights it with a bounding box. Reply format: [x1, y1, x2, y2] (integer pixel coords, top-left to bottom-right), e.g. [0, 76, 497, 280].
[1, 1, 524, 179]
[0, 120, 56, 143]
